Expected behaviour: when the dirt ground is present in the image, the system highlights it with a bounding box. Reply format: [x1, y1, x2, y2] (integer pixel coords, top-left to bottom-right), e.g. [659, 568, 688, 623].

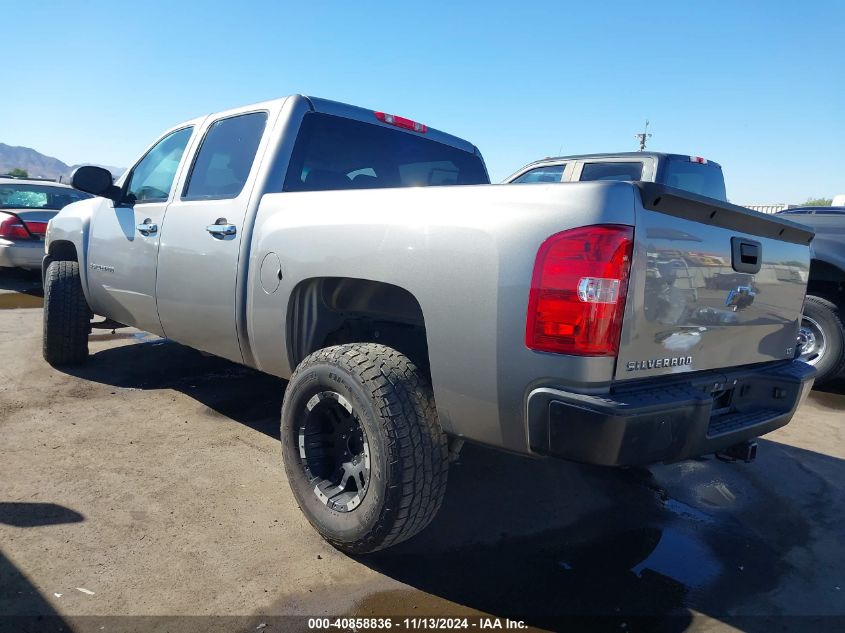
[1, 269, 843, 632]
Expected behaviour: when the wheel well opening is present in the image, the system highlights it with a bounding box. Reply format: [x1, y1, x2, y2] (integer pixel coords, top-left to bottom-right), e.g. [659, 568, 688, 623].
[287, 277, 429, 371]
[48, 240, 78, 262]
[808, 259, 845, 307]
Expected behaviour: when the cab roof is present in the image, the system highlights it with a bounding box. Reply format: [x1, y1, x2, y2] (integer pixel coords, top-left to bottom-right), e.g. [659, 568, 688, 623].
[522, 152, 722, 168]
[181, 94, 482, 158]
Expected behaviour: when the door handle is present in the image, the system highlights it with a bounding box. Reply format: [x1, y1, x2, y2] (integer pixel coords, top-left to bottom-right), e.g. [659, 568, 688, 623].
[730, 237, 762, 274]
[206, 223, 237, 237]
[137, 220, 158, 235]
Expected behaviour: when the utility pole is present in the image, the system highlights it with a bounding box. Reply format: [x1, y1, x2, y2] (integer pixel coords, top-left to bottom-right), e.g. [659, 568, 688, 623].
[635, 120, 651, 152]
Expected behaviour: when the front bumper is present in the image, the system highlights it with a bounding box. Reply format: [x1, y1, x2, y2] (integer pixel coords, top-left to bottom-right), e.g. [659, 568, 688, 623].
[526, 360, 815, 466]
[0, 239, 44, 270]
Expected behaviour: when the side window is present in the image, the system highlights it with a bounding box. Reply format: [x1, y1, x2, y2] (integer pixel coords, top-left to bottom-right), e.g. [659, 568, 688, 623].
[511, 165, 565, 184]
[126, 127, 193, 204]
[579, 162, 643, 182]
[183, 112, 268, 200]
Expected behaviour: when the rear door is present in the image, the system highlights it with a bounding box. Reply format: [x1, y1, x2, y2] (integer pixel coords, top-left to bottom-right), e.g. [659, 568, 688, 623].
[155, 102, 282, 363]
[573, 157, 655, 183]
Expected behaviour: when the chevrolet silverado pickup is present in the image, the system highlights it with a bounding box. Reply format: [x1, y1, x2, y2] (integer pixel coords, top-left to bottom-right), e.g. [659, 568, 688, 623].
[44, 95, 815, 553]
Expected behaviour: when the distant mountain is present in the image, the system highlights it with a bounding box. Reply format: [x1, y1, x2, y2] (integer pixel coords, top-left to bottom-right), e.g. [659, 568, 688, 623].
[0, 143, 125, 182]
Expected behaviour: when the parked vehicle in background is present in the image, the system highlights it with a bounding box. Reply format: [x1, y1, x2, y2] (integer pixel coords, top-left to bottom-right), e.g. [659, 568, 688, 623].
[44, 95, 814, 553]
[504, 152, 728, 202]
[0, 176, 91, 270]
[777, 206, 845, 384]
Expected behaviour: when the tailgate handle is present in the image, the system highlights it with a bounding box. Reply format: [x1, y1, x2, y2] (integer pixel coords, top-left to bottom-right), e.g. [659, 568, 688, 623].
[731, 237, 762, 274]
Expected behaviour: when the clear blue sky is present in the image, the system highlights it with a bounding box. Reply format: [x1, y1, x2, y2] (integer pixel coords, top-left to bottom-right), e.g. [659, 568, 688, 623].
[3, 0, 843, 203]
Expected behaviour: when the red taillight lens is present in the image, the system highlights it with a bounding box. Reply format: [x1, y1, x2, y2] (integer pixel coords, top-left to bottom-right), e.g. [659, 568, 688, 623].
[375, 111, 428, 133]
[0, 212, 32, 240]
[23, 220, 48, 237]
[526, 225, 634, 356]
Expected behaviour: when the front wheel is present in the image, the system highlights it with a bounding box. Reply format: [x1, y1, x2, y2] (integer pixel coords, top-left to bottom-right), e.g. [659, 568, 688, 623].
[42, 260, 91, 366]
[798, 295, 845, 385]
[281, 343, 449, 554]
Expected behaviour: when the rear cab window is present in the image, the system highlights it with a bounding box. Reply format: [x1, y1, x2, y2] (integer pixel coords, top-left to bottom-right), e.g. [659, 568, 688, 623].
[283, 113, 489, 192]
[662, 157, 727, 201]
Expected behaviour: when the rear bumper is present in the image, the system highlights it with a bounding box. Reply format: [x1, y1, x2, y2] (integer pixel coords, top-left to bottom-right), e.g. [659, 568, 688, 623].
[0, 239, 44, 270]
[526, 360, 815, 466]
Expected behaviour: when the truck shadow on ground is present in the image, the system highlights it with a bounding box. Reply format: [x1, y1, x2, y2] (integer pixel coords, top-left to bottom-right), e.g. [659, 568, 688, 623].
[66, 338, 286, 438]
[61, 339, 844, 631]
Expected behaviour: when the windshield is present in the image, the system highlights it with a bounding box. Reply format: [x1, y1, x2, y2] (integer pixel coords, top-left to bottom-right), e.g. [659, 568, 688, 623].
[283, 113, 489, 192]
[662, 159, 727, 201]
[0, 183, 92, 210]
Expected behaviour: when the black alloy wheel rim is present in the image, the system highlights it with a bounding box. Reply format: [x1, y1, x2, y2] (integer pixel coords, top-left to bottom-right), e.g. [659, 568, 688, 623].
[298, 390, 370, 512]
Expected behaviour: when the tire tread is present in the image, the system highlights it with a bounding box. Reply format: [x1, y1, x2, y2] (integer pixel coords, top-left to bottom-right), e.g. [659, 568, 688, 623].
[42, 260, 90, 366]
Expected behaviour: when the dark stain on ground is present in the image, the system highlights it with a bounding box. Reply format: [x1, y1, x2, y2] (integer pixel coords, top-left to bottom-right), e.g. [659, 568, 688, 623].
[0, 269, 43, 309]
[0, 292, 43, 309]
[348, 444, 808, 631]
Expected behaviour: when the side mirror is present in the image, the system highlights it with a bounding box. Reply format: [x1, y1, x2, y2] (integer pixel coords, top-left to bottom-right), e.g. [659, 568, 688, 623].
[70, 166, 121, 201]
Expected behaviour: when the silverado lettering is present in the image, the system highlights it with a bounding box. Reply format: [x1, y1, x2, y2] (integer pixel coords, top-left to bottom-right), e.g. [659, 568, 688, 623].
[626, 356, 693, 371]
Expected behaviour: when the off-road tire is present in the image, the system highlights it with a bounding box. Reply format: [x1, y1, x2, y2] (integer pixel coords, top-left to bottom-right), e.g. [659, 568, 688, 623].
[801, 295, 845, 385]
[42, 261, 90, 366]
[281, 343, 449, 554]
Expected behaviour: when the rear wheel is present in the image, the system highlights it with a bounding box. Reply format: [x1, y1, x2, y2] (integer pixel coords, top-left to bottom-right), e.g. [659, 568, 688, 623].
[798, 295, 845, 385]
[281, 343, 449, 554]
[42, 261, 91, 366]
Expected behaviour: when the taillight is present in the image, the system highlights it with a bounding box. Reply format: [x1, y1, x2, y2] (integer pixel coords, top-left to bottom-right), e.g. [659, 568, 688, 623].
[0, 212, 32, 240]
[526, 225, 634, 356]
[24, 220, 48, 237]
[375, 111, 428, 133]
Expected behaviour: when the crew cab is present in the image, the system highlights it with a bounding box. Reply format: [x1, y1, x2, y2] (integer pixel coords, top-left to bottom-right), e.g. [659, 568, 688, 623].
[44, 96, 815, 553]
[505, 152, 728, 201]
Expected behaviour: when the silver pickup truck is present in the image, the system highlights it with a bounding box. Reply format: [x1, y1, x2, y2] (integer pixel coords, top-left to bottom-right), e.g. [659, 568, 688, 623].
[43, 95, 816, 553]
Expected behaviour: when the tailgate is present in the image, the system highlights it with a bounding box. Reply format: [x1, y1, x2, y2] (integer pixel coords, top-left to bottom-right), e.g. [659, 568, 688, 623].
[616, 184, 814, 380]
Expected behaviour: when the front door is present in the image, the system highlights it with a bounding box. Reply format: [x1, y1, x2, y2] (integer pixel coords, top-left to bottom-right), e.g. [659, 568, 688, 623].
[86, 126, 197, 335]
[155, 107, 275, 362]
